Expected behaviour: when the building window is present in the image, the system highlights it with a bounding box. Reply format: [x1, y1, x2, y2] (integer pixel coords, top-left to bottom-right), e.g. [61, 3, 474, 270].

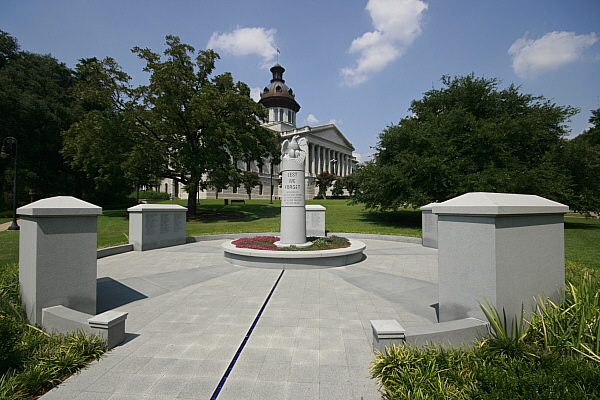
[279, 108, 284, 121]
[259, 184, 263, 195]
[233, 186, 238, 194]
[276, 85, 282, 92]
[287, 110, 292, 123]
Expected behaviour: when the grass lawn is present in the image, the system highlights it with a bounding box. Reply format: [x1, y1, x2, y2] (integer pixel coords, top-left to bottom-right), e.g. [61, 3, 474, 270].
[1, 200, 598, 269]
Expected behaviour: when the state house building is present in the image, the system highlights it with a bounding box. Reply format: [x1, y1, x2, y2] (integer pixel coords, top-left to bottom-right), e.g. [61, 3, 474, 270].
[163, 64, 357, 200]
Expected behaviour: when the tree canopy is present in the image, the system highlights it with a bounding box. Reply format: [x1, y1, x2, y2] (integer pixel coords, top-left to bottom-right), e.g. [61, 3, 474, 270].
[63, 36, 279, 214]
[0, 30, 87, 209]
[557, 107, 600, 212]
[353, 74, 584, 210]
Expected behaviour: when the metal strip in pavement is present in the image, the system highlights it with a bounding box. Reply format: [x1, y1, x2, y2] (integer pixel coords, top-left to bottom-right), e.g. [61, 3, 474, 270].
[210, 269, 285, 399]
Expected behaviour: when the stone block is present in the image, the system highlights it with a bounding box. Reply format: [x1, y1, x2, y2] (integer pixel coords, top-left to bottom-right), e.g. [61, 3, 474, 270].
[433, 192, 568, 324]
[371, 320, 405, 353]
[18, 196, 101, 325]
[42, 305, 128, 349]
[88, 310, 128, 349]
[306, 205, 326, 237]
[420, 203, 438, 248]
[128, 204, 187, 251]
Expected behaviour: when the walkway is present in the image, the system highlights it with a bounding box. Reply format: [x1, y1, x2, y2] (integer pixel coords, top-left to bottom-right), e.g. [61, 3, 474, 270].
[41, 236, 438, 400]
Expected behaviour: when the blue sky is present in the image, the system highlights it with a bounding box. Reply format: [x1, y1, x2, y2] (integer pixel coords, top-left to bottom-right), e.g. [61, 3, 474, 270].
[1, 0, 599, 162]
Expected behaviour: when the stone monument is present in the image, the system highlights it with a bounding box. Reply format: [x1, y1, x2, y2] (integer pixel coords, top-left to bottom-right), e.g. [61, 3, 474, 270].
[276, 135, 312, 248]
[432, 192, 567, 324]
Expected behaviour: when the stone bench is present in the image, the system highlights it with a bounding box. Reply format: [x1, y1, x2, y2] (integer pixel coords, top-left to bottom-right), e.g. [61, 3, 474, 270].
[231, 199, 246, 204]
[371, 318, 490, 351]
[42, 305, 128, 349]
[371, 320, 405, 353]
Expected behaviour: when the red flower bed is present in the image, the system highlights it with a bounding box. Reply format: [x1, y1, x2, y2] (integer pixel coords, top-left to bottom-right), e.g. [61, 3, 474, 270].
[231, 236, 279, 250]
[231, 235, 351, 251]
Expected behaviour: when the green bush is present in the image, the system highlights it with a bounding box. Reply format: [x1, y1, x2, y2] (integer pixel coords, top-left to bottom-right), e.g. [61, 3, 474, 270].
[0, 262, 107, 399]
[528, 270, 600, 362]
[372, 273, 600, 399]
[371, 343, 600, 399]
[129, 190, 170, 201]
[0, 263, 23, 375]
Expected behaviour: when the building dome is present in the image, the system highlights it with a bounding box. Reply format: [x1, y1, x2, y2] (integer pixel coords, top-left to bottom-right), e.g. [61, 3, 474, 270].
[259, 64, 301, 113]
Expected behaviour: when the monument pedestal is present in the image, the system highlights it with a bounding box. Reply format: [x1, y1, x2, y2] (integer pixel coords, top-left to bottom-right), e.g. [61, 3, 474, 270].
[279, 136, 310, 247]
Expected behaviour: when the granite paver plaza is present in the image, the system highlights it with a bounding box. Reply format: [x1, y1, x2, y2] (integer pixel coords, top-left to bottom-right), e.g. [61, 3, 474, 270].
[40, 235, 438, 400]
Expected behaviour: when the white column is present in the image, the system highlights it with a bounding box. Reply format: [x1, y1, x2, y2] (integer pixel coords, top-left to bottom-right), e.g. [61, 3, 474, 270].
[344, 154, 348, 176]
[305, 148, 310, 176]
[317, 146, 323, 174]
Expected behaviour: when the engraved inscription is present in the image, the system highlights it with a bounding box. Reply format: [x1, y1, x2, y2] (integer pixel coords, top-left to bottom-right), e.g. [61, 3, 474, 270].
[282, 170, 304, 206]
[173, 213, 184, 233]
[160, 213, 172, 234]
[146, 214, 158, 235]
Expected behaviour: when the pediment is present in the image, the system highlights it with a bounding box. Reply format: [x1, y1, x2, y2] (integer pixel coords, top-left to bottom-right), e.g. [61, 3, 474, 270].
[308, 124, 355, 151]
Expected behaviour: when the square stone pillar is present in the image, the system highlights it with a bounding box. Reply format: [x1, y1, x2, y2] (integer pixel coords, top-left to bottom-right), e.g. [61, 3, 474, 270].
[127, 204, 188, 251]
[420, 203, 439, 248]
[433, 192, 568, 323]
[17, 196, 102, 325]
[306, 205, 326, 237]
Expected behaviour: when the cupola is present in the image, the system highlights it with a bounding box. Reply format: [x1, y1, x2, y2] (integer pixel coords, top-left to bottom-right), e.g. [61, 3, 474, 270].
[259, 64, 301, 129]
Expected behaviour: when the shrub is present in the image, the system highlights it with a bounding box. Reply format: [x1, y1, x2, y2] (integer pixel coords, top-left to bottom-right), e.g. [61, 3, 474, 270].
[372, 274, 600, 399]
[528, 271, 600, 362]
[129, 190, 170, 200]
[371, 343, 600, 399]
[0, 263, 107, 399]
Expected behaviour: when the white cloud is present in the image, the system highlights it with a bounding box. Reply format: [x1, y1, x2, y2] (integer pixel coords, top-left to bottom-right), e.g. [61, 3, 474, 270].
[207, 27, 277, 68]
[306, 114, 320, 125]
[250, 87, 262, 102]
[509, 31, 598, 79]
[328, 118, 343, 125]
[341, 0, 428, 86]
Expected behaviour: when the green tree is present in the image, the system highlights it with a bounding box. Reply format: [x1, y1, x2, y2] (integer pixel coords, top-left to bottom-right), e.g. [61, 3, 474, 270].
[353, 74, 578, 209]
[241, 170, 260, 200]
[206, 167, 235, 199]
[331, 178, 344, 198]
[343, 174, 359, 196]
[0, 30, 85, 209]
[315, 171, 335, 200]
[62, 57, 160, 204]
[63, 36, 279, 214]
[557, 107, 600, 213]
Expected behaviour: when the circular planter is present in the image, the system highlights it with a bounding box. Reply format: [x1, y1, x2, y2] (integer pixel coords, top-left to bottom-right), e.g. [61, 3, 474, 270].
[222, 239, 366, 269]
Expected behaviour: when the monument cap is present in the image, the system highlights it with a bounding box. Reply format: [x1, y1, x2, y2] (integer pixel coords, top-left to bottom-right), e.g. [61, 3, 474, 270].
[432, 192, 568, 216]
[17, 196, 102, 216]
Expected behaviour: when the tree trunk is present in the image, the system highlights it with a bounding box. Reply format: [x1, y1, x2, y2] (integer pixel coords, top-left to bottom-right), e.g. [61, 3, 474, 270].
[187, 178, 198, 216]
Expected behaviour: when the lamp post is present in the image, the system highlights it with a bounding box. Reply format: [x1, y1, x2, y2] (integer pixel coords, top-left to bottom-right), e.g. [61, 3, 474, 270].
[330, 159, 338, 176]
[269, 162, 274, 204]
[0, 137, 19, 230]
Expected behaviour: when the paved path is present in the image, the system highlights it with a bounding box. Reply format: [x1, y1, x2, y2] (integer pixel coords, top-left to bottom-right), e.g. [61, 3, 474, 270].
[0, 220, 18, 231]
[41, 237, 438, 400]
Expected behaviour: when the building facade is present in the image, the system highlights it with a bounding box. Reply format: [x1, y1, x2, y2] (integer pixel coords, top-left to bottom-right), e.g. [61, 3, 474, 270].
[162, 64, 357, 200]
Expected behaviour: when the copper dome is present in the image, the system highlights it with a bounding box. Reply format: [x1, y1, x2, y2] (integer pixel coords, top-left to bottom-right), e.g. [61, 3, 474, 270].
[258, 64, 301, 113]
